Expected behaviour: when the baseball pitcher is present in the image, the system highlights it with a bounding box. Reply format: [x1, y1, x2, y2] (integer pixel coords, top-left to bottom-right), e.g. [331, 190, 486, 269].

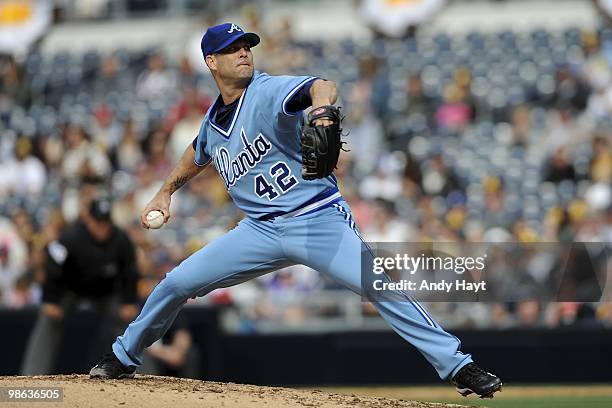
[90, 23, 502, 399]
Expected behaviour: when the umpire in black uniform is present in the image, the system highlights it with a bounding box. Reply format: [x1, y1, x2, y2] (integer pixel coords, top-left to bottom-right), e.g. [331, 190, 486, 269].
[21, 198, 140, 374]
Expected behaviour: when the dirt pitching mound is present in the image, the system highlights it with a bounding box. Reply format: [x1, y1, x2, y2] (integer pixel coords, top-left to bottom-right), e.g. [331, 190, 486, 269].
[0, 375, 472, 408]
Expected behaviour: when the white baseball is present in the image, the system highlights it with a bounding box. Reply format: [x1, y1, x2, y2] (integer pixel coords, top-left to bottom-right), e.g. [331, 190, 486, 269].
[146, 210, 165, 229]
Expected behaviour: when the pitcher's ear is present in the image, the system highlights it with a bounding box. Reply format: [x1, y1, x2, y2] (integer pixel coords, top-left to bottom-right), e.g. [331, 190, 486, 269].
[205, 54, 216, 70]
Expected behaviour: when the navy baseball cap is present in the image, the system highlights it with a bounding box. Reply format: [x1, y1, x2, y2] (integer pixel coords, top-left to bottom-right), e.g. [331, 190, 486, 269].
[89, 198, 112, 222]
[201, 23, 260, 57]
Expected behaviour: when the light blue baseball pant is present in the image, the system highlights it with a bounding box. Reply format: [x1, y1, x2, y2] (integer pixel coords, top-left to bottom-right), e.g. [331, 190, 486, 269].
[112, 200, 472, 380]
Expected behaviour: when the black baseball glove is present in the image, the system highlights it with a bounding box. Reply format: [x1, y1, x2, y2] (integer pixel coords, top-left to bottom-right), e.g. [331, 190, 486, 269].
[300, 105, 345, 180]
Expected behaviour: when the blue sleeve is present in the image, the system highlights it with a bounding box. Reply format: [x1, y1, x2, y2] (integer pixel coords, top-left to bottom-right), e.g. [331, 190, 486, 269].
[280, 76, 318, 115]
[263, 75, 318, 117]
[285, 80, 316, 114]
[193, 119, 211, 166]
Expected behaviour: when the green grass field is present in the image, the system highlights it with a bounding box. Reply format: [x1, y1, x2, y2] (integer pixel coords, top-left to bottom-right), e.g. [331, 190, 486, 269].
[318, 384, 612, 408]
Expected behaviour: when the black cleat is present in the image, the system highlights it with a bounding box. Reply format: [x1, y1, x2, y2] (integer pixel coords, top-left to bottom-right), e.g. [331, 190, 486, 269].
[89, 352, 136, 379]
[452, 362, 502, 398]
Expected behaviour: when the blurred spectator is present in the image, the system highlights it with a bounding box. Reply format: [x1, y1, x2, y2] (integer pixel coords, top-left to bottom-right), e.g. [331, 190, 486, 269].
[489, 303, 514, 329]
[0, 57, 29, 107]
[510, 104, 534, 147]
[554, 66, 590, 112]
[585, 82, 612, 119]
[10, 209, 37, 256]
[113, 118, 145, 173]
[556, 241, 607, 302]
[61, 124, 111, 221]
[582, 31, 610, 90]
[177, 55, 200, 89]
[91, 103, 122, 152]
[541, 106, 586, 155]
[359, 164, 403, 201]
[3, 209, 47, 310]
[39, 134, 65, 175]
[345, 55, 390, 175]
[163, 85, 211, 133]
[7, 275, 40, 309]
[0, 217, 28, 306]
[141, 311, 199, 377]
[356, 55, 391, 119]
[254, 16, 308, 75]
[546, 302, 603, 328]
[92, 54, 130, 97]
[573, 303, 603, 327]
[590, 135, 611, 183]
[544, 147, 577, 183]
[581, 31, 612, 119]
[139, 277, 200, 378]
[133, 163, 165, 213]
[421, 154, 461, 197]
[481, 176, 509, 228]
[166, 86, 211, 163]
[136, 52, 178, 101]
[584, 182, 611, 213]
[21, 198, 140, 375]
[0, 242, 24, 306]
[362, 199, 414, 242]
[515, 299, 543, 328]
[0, 137, 46, 197]
[406, 73, 436, 118]
[141, 128, 172, 179]
[435, 83, 473, 131]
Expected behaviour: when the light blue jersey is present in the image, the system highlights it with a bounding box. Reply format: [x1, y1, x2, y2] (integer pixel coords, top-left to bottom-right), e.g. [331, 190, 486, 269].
[194, 71, 340, 220]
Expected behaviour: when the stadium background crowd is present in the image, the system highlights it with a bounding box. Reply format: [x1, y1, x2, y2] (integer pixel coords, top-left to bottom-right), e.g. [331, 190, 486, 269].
[0, 0, 610, 334]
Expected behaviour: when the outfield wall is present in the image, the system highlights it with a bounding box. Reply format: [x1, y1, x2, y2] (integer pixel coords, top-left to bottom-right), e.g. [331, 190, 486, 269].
[2, 308, 611, 384]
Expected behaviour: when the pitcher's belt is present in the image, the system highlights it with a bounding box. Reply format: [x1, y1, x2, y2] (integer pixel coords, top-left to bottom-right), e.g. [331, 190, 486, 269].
[258, 187, 342, 221]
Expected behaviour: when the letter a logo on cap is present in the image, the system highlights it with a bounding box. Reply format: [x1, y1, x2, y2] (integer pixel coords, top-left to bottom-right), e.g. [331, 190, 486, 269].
[227, 24, 242, 33]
